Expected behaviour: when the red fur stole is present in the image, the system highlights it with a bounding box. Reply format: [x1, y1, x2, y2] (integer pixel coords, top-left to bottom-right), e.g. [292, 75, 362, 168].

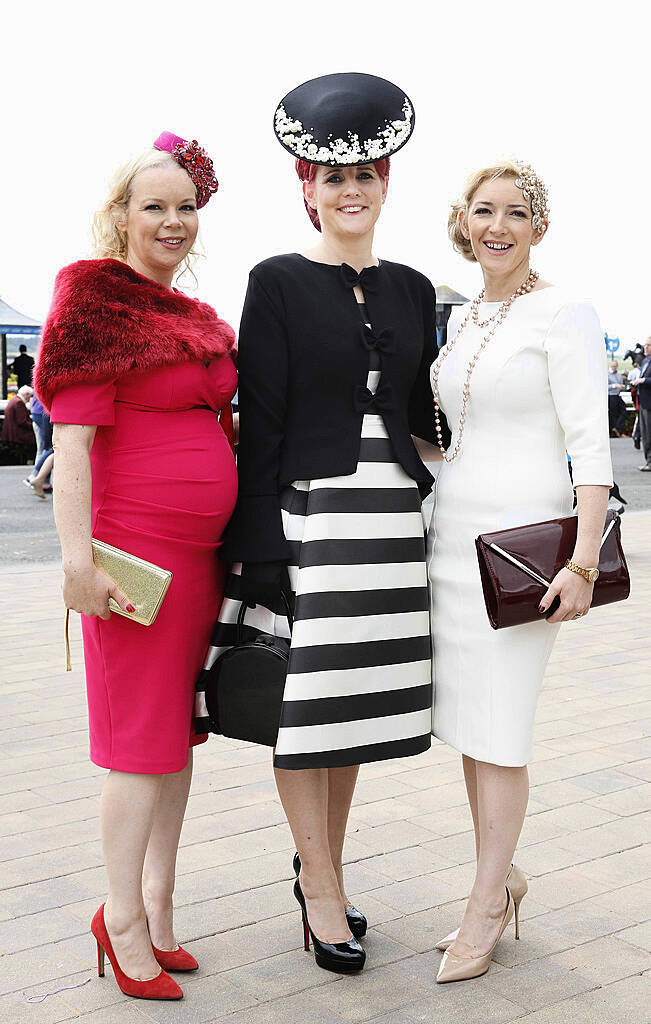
[35, 259, 236, 409]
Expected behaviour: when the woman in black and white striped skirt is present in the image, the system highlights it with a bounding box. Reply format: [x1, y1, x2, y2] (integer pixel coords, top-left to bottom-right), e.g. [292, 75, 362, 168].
[198, 74, 448, 973]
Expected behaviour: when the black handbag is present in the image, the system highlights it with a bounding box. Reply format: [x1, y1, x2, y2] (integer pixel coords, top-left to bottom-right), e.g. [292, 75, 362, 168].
[204, 593, 293, 747]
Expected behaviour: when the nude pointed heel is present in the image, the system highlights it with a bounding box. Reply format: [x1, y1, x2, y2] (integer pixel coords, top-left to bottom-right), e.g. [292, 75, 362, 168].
[507, 863, 527, 940]
[435, 927, 459, 953]
[436, 888, 513, 984]
[435, 863, 527, 951]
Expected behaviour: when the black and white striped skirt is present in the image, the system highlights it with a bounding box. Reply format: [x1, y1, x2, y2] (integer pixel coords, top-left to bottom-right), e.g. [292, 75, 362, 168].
[196, 411, 432, 769]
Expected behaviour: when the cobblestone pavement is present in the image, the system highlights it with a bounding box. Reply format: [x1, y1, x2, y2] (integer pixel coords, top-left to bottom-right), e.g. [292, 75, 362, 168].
[0, 515, 649, 1023]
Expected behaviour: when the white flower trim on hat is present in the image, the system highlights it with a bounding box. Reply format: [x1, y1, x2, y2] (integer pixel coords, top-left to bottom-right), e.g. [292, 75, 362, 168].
[275, 99, 413, 164]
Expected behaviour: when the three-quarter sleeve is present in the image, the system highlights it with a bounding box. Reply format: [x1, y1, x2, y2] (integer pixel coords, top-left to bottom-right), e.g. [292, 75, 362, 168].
[409, 283, 451, 447]
[49, 377, 118, 426]
[220, 271, 291, 563]
[544, 300, 613, 487]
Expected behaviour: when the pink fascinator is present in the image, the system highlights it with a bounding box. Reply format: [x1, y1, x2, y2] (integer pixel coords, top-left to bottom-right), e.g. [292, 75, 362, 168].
[153, 131, 219, 209]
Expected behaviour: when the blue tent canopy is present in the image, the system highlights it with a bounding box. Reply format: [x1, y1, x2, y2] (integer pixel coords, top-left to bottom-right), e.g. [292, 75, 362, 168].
[1, 296, 42, 398]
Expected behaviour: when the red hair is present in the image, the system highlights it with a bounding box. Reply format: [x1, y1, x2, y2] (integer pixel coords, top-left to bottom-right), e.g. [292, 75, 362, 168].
[295, 158, 390, 232]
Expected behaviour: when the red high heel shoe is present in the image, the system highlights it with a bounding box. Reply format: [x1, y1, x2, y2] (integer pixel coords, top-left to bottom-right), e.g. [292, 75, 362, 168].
[152, 943, 198, 972]
[91, 905, 183, 1000]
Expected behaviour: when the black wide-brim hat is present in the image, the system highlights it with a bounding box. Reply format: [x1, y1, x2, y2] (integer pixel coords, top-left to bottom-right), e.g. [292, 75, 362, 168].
[273, 72, 415, 166]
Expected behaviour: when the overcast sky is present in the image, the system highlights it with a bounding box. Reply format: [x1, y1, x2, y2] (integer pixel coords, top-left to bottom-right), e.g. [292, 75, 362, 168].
[3, 1, 648, 354]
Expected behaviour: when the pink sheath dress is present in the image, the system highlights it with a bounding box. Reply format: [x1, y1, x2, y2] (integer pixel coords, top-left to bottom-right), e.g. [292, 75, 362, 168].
[51, 356, 238, 773]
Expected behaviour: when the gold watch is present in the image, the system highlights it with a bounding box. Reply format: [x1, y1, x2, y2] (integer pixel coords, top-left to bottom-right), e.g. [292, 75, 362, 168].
[564, 559, 599, 584]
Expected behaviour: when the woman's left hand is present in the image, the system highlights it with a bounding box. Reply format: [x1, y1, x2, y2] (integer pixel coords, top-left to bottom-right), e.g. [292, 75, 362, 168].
[539, 567, 594, 623]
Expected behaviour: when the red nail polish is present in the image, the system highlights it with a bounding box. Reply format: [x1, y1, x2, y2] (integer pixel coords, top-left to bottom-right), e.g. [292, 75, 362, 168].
[538, 605, 545, 614]
[127, 603, 135, 613]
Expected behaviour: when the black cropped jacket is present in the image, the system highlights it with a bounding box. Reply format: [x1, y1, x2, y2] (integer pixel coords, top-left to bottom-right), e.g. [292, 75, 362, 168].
[221, 254, 450, 564]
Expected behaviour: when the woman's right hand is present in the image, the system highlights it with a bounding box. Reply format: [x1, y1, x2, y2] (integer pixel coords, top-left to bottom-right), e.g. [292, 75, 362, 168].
[63, 564, 135, 620]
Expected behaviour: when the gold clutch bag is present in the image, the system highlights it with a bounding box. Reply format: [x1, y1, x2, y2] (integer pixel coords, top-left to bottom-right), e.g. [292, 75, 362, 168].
[64, 541, 173, 671]
[91, 539, 173, 626]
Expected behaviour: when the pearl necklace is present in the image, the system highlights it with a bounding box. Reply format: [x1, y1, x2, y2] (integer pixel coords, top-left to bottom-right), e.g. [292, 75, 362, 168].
[432, 270, 539, 463]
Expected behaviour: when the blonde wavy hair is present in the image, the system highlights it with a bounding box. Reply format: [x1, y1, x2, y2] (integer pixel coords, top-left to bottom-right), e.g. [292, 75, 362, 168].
[448, 161, 547, 263]
[91, 148, 201, 283]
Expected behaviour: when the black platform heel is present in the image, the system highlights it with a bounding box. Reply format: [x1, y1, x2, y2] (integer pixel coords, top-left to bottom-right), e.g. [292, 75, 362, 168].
[293, 852, 367, 939]
[293, 878, 365, 973]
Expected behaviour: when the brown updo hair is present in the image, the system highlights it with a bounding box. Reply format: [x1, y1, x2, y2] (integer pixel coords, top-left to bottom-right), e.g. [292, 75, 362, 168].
[295, 157, 391, 231]
[449, 160, 524, 263]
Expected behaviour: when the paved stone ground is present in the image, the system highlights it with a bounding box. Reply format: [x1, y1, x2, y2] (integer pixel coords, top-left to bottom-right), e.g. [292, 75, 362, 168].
[0, 516, 650, 1023]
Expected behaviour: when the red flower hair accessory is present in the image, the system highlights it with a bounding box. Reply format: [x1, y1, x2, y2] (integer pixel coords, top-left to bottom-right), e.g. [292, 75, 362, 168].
[153, 131, 219, 209]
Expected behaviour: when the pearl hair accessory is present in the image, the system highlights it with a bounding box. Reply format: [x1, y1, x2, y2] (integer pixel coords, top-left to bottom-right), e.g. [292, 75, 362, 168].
[432, 269, 539, 463]
[513, 162, 549, 234]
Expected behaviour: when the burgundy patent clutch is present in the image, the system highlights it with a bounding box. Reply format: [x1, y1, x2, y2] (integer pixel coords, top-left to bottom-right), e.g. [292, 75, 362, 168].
[475, 510, 630, 630]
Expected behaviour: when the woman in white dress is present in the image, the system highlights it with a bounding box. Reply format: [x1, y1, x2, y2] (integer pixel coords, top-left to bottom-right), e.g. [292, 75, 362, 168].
[427, 161, 613, 983]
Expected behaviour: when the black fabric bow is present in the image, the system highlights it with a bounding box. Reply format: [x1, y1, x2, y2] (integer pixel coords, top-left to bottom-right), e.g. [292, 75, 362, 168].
[340, 263, 380, 292]
[353, 382, 394, 413]
[360, 324, 396, 355]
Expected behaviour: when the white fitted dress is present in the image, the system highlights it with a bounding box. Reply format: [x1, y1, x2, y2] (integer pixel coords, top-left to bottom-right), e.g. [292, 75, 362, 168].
[427, 288, 613, 766]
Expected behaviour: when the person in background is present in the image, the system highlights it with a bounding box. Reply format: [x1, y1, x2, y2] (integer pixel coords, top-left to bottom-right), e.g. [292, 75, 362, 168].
[25, 409, 54, 495]
[607, 360, 628, 437]
[9, 344, 35, 387]
[26, 451, 54, 498]
[30, 391, 46, 462]
[2, 385, 35, 463]
[637, 337, 651, 470]
[627, 362, 642, 449]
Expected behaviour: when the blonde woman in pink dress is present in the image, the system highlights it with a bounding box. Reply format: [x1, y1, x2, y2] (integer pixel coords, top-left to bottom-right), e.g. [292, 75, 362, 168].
[37, 133, 236, 1001]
